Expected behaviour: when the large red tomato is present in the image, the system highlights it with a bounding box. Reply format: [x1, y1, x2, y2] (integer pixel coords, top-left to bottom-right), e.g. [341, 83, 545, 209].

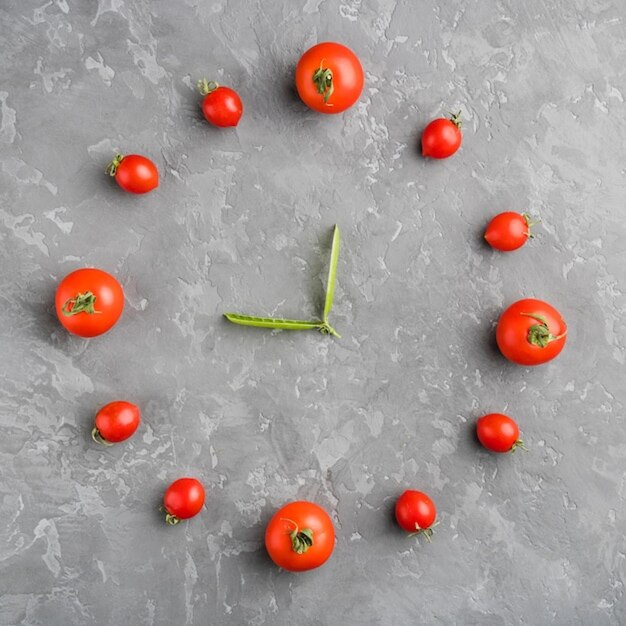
[496, 298, 567, 365]
[55, 268, 124, 338]
[265, 501, 335, 571]
[295, 42, 363, 114]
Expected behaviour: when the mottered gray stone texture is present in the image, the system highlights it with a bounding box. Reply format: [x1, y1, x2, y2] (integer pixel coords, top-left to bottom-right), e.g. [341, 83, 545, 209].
[1, 0, 625, 624]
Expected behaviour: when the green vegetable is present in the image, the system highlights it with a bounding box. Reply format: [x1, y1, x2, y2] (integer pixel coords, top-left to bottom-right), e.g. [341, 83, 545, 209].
[224, 225, 342, 338]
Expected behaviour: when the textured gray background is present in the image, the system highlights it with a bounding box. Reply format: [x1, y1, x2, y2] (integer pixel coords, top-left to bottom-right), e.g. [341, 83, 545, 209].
[1, 0, 625, 624]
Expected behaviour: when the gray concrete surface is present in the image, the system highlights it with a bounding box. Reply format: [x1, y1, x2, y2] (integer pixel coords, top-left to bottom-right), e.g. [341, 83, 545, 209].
[1, 0, 625, 624]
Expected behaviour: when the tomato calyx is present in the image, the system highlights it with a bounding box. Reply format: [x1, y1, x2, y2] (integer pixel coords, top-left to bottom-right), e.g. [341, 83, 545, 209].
[280, 518, 314, 554]
[61, 291, 100, 317]
[510, 439, 528, 453]
[521, 312, 566, 348]
[449, 111, 462, 128]
[105, 154, 125, 177]
[408, 520, 438, 543]
[91, 427, 114, 446]
[312, 60, 334, 105]
[318, 322, 341, 338]
[522, 213, 540, 239]
[197, 78, 219, 96]
[165, 512, 181, 525]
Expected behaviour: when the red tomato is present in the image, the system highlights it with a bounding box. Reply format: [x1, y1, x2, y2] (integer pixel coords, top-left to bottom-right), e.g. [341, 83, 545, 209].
[106, 154, 159, 194]
[197, 79, 243, 127]
[395, 490, 437, 540]
[496, 298, 567, 366]
[485, 212, 538, 251]
[295, 42, 364, 114]
[55, 268, 124, 338]
[477, 413, 525, 453]
[92, 401, 140, 445]
[163, 478, 206, 525]
[421, 113, 462, 158]
[265, 501, 335, 571]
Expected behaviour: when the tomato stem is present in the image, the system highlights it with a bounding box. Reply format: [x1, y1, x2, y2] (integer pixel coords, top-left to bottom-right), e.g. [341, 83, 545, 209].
[91, 427, 114, 446]
[511, 439, 528, 453]
[312, 60, 334, 105]
[165, 513, 181, 525]
[61, 291, 101, 317]
[522, 213, 541, 239]
[319, 322, 341, 338]
[520, 312, 566, 348]
[197, 79, 219, 96]
[408, 520, 438, 543]
[105, 153, 124, 177]
[279, 517, 314, 554]
[449, 111, 462, 128]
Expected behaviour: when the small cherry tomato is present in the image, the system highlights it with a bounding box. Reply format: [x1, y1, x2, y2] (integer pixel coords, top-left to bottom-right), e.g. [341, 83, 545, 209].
[197, 79, 243, 127]
[295, 42, 364, 114]
[496, 298, 567, 366]
[395, 490, 437, 541]
[485, 212, 539, 251]
[421, 112, 462, 158]
[477, 413, 526, 453]
[163, 478, 205, 525]
[106, 153, 159, 194]
[92, 401, 140, 445]
[265, 501, 335, 572]
[55, 268, 124, 338]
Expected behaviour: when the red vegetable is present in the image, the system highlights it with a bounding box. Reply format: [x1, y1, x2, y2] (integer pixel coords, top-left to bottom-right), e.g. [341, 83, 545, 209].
[496, 298, 567, 366]
[395, 490, 437, 541]
[92, 401, 140, 445]
[485, 212, 538, 251]
[421, 113, 462, 159]
[265, 501, 335, 571]
[163, 478, 205, 525]
[477, 413, 525, 453]
[295, 42, 364, 114]
[106, 153, 159, 194]
[55, 268, 124, 338]
[197, 79, 243, 127]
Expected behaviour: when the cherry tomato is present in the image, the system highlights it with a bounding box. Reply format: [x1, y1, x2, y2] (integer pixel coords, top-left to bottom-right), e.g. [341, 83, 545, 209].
[197, 79, 243, 127]
[421, 112, 462, 158]
[163, 478, 205, 525]
[477, 413, 525, 453]
[265, 501, 335, 571]
[92, 401, 140, 445]
[106, 153, 158, 194]
[55, 268, 124, 338]
[496, 298, 567, 366]
[295, 42, 364, 114]
[395, 490, 437, 541]
[485, 212, 538, 251]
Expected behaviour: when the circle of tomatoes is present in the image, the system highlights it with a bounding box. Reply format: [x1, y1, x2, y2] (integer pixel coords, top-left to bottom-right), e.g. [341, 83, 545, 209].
[106, 153, 159, 194]
[295, 42, 364, 114]
[197, 79, 243, 127]
[496, 298, 567, 366]
[421, 113, 462, 159]
[395, 490, 437, 540]
[265, 501, 335, 572]
[163, 478, 205, 525]
[477, 413, 525, 453]
[55, 268, 124, 338]
[485, 212, 538, 251]
[92, 401, 140, 445]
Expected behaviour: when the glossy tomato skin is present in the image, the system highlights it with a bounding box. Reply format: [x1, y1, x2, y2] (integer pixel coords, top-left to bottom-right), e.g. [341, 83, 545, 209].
[485, 212, 530, 251]
[202, 86, 243, 127]
[395, 490, 437, 533]
[496, 298, 567, 366]
[55, 268, 124, 338]
[295, 42, 364, 114]
[421, 117, 462, 158]
[114, 155, 159, 194]
[265, 501, 335, 572]
[163, 478, 205, 522]
[94, 401, 140, 443]
[477, 413, 520, 453]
